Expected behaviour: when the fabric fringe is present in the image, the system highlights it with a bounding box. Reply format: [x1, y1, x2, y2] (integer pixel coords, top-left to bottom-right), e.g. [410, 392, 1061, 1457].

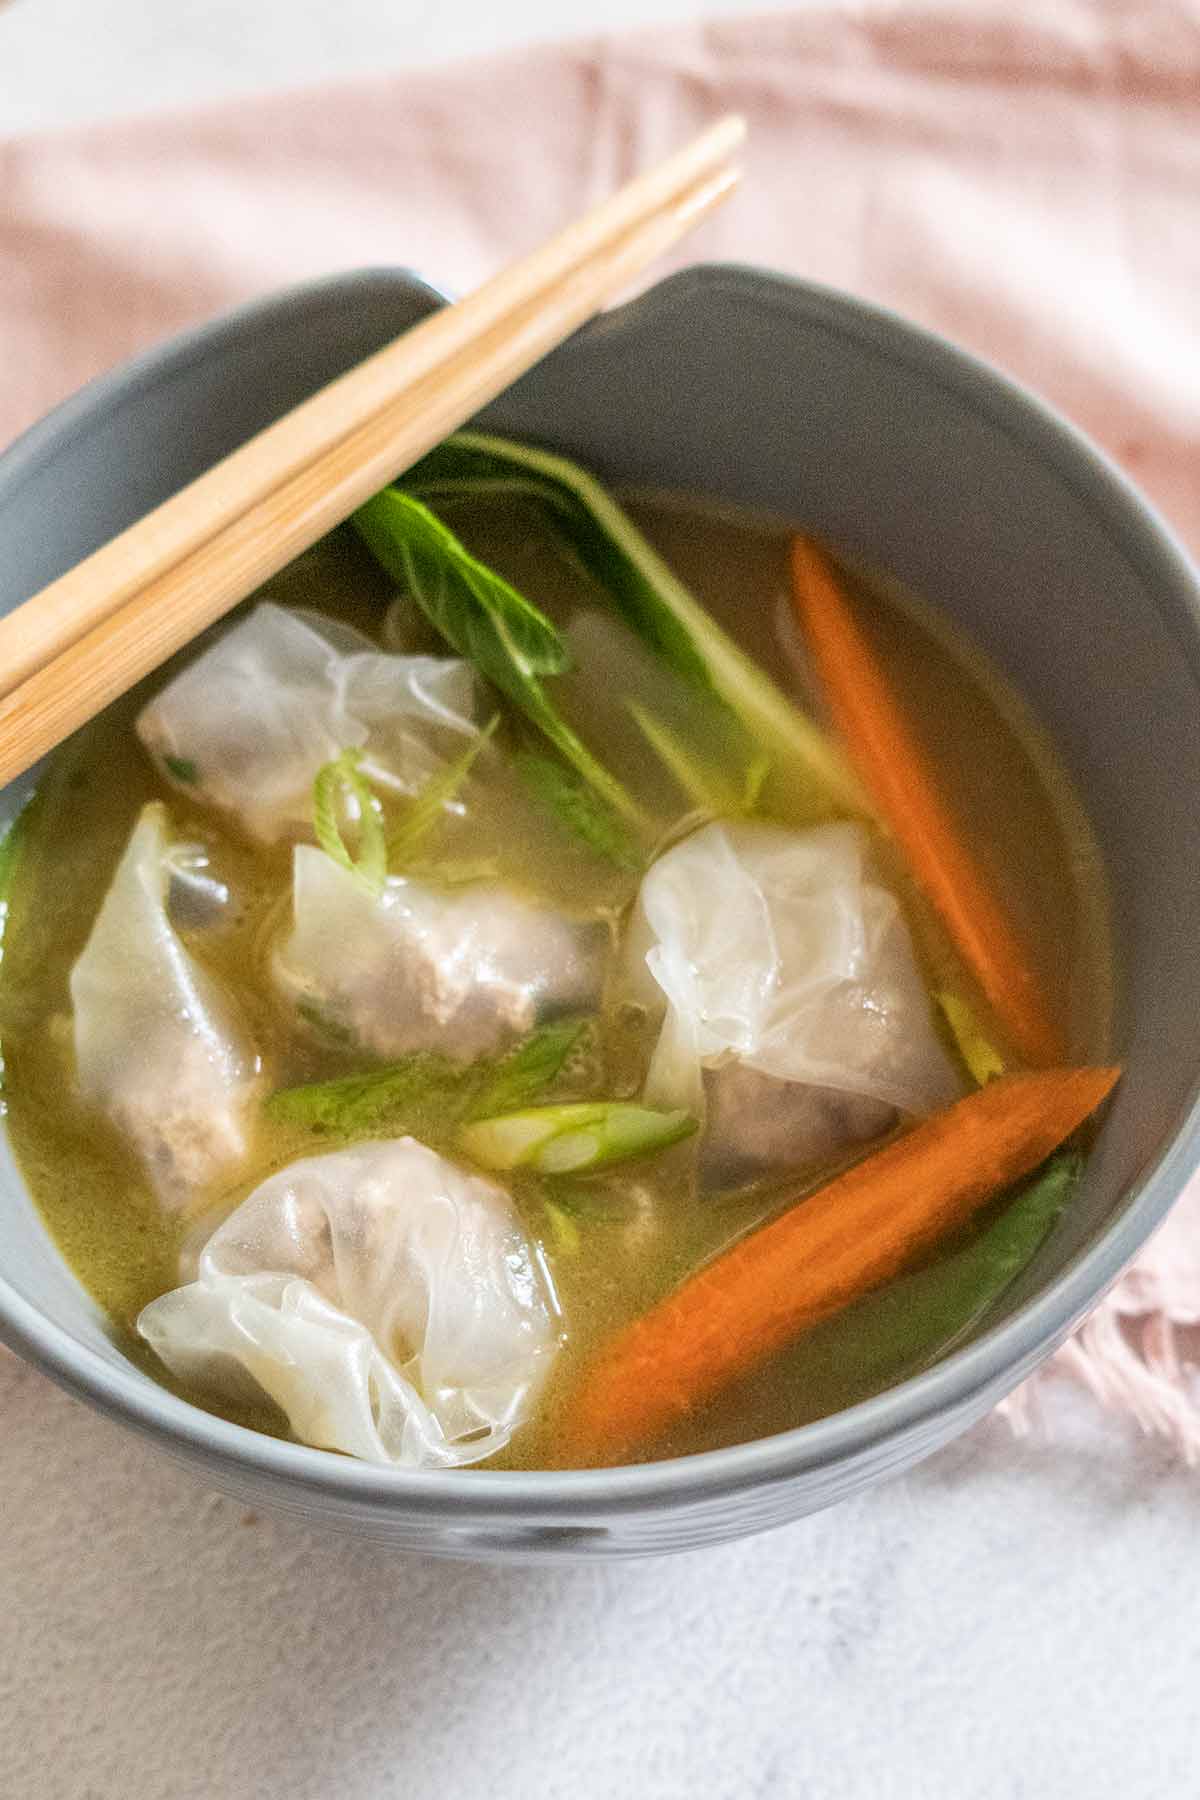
[1001, 1301, 1200, 1465]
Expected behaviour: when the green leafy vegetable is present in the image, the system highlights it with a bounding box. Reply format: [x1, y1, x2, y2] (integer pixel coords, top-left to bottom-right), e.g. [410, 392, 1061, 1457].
[400, 432, 861, 824]
[937, 991, 1006, 1087]
[266, 1019, 587, 1141]
[352, 488, 642, 824]
[465, 1018, 589, 1122]
[541, 1198, 582, 1257]
[387, 714, 499, 870]
[163, 754, 199, 785]
[312, 749, 387, 897]
[785, 1151, 1080, 1410]
[515, 751, 644, 871]
[405, 435, 712, 685]
[627, 701, 771, 820]
[266, 1050, 466, 1137]
[459, 1101, 697, 1174]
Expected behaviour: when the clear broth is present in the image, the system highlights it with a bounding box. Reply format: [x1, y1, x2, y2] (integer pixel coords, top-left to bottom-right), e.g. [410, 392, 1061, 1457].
[0, 498, 1113, 1465]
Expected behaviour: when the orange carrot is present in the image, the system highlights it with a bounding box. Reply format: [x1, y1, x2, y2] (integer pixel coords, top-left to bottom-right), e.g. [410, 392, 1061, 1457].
[568, 1066, 1118, 1463]
[789, 536, 1063, 1068]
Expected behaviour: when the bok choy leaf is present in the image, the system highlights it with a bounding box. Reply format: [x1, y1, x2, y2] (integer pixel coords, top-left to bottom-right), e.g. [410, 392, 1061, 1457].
[399, 431, 862, 824]
[266, 1018, 587, 1140]
[352, 488, 643, 825]
[514, 751, 644, 871]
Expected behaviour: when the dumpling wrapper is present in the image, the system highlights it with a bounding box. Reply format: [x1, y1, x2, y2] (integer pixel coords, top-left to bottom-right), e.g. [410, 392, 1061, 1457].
[136, 602, 479, 843]
[70, 803, 260, 1207]
[627, 820, 960, 1178]
[138, 1137, 560, 1468]
[274, 845, 611, 1062]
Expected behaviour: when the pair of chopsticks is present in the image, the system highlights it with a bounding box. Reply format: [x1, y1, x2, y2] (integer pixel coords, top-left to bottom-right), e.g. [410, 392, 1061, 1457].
[0, 116, 746, 790]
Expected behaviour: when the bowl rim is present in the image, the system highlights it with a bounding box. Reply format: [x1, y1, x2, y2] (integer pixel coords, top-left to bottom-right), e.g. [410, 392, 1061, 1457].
[2, 259, 1199, 1516]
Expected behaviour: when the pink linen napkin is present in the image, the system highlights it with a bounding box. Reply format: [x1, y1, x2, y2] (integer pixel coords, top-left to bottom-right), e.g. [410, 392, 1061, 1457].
[2, 0, 1199, 1452]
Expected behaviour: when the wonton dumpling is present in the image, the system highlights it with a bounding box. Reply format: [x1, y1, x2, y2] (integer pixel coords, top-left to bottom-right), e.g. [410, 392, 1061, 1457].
[627, 820, 959, 1183]
[138, 1137, 560, 1467]
[137, 602, 478, 843]
[274, 846, 610, 1061]
[70, 804, 260, 1206]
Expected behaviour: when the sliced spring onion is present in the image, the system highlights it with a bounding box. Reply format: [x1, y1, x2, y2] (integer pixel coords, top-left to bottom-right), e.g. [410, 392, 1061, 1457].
[542, 1199, 582, 1257]
[627, 700, 770, 820]
[459, 1101, 696, 1174]
[937, 991, 1007, 1087]
[514, 751, 644, 871]
[387, 714, 499, 870]
[312, 748, 387, 897]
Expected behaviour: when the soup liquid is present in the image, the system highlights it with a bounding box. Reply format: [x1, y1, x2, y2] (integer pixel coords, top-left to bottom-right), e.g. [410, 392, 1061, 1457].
[0, 500, 1113, 1465]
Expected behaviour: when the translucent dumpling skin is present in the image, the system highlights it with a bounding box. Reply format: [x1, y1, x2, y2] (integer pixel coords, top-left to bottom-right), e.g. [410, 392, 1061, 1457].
[275, 846, 611, 1062]
[136, 603, 479, 843]
[69, 803, 260, 1207]
[628, 820, 960, 1181]
[137, 1137, 561, 1467]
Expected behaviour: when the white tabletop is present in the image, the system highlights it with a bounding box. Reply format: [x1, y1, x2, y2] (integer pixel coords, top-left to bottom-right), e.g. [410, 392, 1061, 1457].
[0, 5, 1193, 1794]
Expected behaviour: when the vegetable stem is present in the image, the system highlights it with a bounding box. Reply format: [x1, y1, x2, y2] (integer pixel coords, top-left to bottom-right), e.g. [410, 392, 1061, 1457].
[459, 1101, 696, 1173]
[352, 487, 646, 825]
[402, 433, 862, 824]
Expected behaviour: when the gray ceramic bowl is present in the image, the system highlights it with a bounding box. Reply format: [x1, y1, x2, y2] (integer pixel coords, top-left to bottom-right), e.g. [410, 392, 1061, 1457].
[1, 265, 1198, 1559]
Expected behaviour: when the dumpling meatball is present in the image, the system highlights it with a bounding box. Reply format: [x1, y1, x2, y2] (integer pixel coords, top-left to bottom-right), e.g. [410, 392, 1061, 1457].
[700, 1063, 896, 1188]
[70, 804, 260, 1207]
[626, 819, 960, 1185]
[275, 845, 611, 1061]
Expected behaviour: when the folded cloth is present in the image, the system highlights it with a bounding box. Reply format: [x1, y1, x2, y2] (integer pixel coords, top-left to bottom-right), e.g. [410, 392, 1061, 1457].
[2, 0, 1199, 1452]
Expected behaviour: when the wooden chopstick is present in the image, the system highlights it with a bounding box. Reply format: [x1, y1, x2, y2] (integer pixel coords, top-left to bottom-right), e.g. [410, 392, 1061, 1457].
[0, 114, 745, 708]
[0, 157, 741, 789]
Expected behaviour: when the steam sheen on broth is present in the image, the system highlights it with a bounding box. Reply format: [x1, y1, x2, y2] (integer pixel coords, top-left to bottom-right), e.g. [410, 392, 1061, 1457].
[0, 445, 1113, 1468]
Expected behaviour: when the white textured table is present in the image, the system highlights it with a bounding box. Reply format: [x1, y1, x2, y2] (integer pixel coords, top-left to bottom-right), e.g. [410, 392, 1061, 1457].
[1, 7, 1195, 1794]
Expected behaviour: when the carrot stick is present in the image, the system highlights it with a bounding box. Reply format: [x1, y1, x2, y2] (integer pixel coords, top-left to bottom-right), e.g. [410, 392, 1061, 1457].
[789, 536, 1063, 1068]
[567, 1066, 1118, 1463]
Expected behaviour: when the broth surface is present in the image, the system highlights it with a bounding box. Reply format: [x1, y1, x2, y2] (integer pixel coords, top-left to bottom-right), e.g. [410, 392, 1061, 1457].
[0, 497, 1113, 1465]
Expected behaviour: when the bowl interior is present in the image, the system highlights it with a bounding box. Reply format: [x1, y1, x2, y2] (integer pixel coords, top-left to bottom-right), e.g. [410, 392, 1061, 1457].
[1, 264, 1199, 1506]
